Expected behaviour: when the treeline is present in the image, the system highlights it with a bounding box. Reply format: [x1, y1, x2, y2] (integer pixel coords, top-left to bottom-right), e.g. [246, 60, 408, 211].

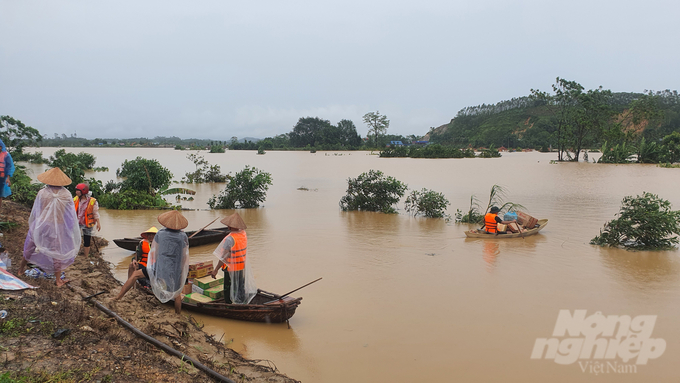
[40, 135, 234, 148]
[232, 116, 420, 151]
[430, 79, 680, 162]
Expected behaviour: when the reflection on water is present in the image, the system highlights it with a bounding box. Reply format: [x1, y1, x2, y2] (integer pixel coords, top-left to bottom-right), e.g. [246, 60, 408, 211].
[21, 148, 680, 382]
[599, 247, 680, 286]
[482, 241, 500, 270]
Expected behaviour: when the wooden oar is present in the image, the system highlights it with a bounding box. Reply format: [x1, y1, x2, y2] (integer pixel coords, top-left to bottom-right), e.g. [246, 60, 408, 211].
[188, 217, 220, 239]
[263, 277, 322, 304]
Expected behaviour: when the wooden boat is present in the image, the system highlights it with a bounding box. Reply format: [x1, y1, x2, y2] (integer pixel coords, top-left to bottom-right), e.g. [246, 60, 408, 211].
[142, 286, 301, 323]
[464, 219, 548, 238]
[182, 289, 302, 323]
[113, 227, 230, 251]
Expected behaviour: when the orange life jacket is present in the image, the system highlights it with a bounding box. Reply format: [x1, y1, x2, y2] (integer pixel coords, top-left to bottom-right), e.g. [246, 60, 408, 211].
[138, 240, 151, 267]
[74, 196, 97, 228]
[221, 231, 247, 272]
[484, 213, 498, 233]
[0, 151, 6, 178]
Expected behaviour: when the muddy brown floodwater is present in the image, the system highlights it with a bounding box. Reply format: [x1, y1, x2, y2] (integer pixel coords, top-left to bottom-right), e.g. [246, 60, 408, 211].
[22, 148, 680, 382]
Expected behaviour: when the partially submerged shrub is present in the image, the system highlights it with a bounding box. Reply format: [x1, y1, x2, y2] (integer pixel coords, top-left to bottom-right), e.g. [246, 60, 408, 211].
[404, 188, 450, 218]
[208, 166, 272, 209]
[591, 192, 680, 250]
[98, 189, 169, 210]
[477, 145, 501, 158]
[455, 195, 484, 223]
[117, 157, 173, 193]
[183, 154, 227, 183]
[597, 141, 635, 163]
[339, 170, 407, 214]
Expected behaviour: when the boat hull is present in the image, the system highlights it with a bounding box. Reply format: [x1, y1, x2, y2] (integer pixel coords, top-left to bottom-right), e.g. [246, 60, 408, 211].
[464, 219, 548, 238]
[113, 227, 230, 251]
[184, 291, 302, 323]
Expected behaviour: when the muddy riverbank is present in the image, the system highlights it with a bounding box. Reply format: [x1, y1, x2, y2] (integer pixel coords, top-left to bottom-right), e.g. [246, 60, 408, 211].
[0, 200, 299, 383]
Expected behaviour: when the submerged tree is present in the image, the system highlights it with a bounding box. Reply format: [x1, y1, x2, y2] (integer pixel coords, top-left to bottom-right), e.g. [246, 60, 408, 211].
[404, 188, 450, 218]
[339, 170, 407, 214]
[183, 154, 227, 183]
[591, 192, 680, 250]
[208, 166, 272, 209]
[117, 157, 173, 195]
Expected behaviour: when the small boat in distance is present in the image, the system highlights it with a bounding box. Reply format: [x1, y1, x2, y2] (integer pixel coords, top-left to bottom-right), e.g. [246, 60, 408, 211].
[464, 219, 549, 238]
[113, 227, 230, 251]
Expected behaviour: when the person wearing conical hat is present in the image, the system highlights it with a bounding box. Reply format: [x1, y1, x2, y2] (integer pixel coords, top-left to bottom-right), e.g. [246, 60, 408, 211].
[18, 167, 81, 287]
[210, 213, 257, 304]
[146, 210, 190, 314]
[114, 226, 158, 301]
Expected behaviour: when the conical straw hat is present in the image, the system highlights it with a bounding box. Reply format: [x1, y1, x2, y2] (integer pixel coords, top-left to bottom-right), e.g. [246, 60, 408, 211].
[36, 167, 72, 186]
[157, 210, 188, 230]
[141, 226, 158, 238]
[220, 213, 247, 230]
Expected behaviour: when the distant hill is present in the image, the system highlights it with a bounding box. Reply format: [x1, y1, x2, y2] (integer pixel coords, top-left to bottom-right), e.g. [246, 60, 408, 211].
[428, 92, 680, 149]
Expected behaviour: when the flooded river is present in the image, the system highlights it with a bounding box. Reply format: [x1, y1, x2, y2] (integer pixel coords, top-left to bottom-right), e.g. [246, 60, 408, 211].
[22, 148, 680, 382]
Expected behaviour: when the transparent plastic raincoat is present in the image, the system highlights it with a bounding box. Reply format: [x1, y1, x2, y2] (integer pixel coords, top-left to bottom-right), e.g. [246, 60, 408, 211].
[23, 186, 81, 273]
[213, 230, 257, 304]
[147, 228, 189, 303]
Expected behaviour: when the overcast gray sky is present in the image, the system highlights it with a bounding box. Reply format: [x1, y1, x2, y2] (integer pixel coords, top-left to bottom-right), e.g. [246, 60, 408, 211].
[1, 0, 678, 140]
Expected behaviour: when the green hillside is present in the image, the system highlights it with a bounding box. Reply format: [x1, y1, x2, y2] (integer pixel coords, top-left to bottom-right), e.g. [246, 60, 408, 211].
[429, 88, 680, 153]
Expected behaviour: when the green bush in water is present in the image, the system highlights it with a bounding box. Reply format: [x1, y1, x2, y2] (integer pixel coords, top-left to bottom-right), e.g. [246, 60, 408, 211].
[591, 192, 680, 250]
[404, 188, 450, 218]
[98, 189, 169, 210]
[208, 166, 272, 209]
[339, 170, 407, 214]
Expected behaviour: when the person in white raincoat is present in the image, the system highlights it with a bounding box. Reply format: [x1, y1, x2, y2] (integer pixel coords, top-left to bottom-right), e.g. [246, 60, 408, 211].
[146, 210, 190, 314]
[19, 168, 81, 287]
[209, 213, 257, 304]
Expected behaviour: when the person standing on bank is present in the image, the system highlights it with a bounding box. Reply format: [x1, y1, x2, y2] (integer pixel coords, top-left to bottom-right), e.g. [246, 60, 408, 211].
[74, 183, 101, 257]
[146, 210, 190, 314]
[0, 139, 15, 210]
[18, 168, 81, 287]
[210, 213, 257, 304]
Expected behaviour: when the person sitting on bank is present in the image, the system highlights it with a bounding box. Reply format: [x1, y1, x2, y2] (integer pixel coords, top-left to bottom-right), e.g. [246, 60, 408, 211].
[149, 211, 190, 314]
[484, 206, 518, 234]
[74, 183, 101, 257]
[116, 227, 158, 298]
[115, 212, 189, 315]
[209, 213, 257, 304]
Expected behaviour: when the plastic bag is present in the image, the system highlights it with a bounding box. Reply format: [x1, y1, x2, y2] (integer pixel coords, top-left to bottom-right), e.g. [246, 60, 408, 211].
[0, 251, 9, 270]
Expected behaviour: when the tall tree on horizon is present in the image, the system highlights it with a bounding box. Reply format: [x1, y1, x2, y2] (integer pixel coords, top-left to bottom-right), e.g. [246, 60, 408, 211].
[363, 111, 390, 147]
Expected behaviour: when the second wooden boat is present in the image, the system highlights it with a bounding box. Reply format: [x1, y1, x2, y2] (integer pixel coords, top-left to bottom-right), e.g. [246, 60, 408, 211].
[464, 219, 548, 238]
[113, 227, 230, 251]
